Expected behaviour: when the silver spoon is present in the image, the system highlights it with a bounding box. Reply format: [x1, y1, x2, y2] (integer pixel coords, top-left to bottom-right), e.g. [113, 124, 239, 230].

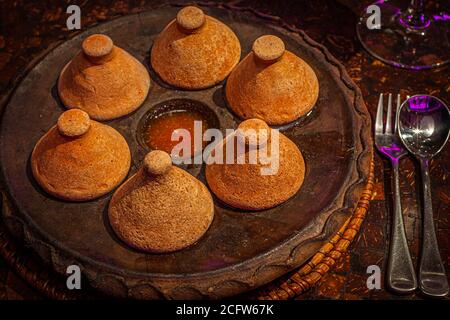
[398, 94, 450, 297]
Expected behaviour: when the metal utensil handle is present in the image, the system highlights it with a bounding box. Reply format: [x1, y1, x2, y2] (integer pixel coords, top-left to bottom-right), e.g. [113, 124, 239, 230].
[387, 161, 417, 293]
[419, 158, 449, 297]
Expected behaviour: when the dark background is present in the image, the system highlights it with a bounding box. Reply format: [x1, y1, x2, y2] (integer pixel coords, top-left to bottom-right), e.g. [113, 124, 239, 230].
[0, 0, 449, 299]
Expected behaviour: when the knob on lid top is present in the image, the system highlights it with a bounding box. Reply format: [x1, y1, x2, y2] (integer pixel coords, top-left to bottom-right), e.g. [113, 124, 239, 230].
[144, 150, 172, 176]
[57, 109, 91, 137]
[252, 35, 285, 62]
[82, 34, 114, 60]
[236, 118, 270, 147]
[176, 6, 206, 32]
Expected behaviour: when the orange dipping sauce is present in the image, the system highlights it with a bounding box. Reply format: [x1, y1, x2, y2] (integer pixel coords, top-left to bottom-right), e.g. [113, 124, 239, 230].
[144, 110, 209, 157]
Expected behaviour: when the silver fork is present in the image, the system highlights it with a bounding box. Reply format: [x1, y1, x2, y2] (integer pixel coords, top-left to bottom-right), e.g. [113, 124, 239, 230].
[375, 93, 417, 293]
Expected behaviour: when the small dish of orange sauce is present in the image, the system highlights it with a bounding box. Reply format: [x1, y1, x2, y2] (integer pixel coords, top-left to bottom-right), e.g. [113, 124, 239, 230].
[139, 99, 218, 158]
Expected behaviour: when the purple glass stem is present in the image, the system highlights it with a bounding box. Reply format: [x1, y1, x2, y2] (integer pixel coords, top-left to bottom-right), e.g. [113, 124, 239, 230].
[411, 0, 425, 13]
[401, 0, 430, 29]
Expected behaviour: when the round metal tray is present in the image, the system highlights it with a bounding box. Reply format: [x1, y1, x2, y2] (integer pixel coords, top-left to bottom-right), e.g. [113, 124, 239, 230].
[0, 5, 372, 299]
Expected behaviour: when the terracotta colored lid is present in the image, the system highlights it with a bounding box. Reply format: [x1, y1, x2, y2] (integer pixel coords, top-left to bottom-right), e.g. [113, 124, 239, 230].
[226, 35, 319, 125]
[206, 119, 305, 210]
[58, 33, 150, 121]
[108, 150, 214, 253]
[151, 6, 241, 89]
[31, 110, 131, 201]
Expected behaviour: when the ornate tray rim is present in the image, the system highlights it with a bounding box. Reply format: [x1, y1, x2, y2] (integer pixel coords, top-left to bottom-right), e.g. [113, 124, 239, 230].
[0, 2, 373, 299]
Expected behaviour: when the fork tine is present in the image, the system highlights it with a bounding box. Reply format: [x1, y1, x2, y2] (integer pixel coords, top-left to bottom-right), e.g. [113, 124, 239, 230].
[386, 93, 393, 133]
[375, 93, 384, 134]
[395, 94, 401, 133]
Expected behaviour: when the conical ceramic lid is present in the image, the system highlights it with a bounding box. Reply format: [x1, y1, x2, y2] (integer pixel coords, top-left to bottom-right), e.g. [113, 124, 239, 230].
[58, 34, 150, 121]
[151, 6, 241, 89]
[108, 150, 214, 253]
[31, 109, 131, 201]
[205, 119, 305, 210]
[226, 35, 319, 125]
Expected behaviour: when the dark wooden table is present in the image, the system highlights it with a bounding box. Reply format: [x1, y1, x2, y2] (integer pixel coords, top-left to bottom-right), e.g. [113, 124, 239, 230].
[0, 0, 449, 300]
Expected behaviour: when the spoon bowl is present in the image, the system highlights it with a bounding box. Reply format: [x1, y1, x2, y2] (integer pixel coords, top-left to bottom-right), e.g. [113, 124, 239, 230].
[398, 95, 450, 158]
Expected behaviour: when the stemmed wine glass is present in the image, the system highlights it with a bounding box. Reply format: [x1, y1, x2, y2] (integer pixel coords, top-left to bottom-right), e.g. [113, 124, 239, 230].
[356, 0, 450, 69]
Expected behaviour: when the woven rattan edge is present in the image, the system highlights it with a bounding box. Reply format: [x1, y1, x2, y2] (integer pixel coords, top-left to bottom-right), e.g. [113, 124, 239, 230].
[0, 221, 78, 300]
